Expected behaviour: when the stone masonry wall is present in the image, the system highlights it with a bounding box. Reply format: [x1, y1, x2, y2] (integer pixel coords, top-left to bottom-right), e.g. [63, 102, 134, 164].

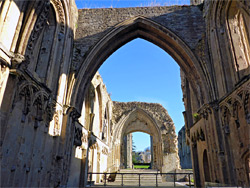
[73, 6, 205, 71]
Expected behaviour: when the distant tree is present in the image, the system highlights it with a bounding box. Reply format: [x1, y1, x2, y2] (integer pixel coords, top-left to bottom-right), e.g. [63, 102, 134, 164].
[132, 151, 140, 164]
[132, 140, 136, 152]
[132, 140, 140, 163]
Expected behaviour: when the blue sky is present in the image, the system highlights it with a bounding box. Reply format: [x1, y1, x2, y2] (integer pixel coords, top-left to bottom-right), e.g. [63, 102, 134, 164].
[76, 0, 190, 8]
[99, 39, 184, 151]
[75, 1, 188, 152]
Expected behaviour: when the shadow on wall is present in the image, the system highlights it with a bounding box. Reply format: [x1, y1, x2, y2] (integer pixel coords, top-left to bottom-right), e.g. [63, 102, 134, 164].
[0, 1, 81, 187]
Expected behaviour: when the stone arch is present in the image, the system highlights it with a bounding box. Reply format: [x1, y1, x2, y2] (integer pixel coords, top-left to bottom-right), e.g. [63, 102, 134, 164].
[113, 108, 162, 170]
[12, 0, 68, 93]
[70, 16, 209, 111]
[226, 0, 250, 81]
[16, 0, 66, 56]
[111, 104, 179, 172]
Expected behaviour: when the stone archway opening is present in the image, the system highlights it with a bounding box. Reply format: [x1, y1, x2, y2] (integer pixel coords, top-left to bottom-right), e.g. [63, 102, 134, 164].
[110, 103, 180, 174]
[70, 12, 208, 186]
[121, 131, 152, 169]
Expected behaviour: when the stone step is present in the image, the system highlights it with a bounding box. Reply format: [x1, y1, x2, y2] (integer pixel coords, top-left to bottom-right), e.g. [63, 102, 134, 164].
[114, 170, 162, 183]
[115, 177, 162, 180]
[119, 169, 160, 173]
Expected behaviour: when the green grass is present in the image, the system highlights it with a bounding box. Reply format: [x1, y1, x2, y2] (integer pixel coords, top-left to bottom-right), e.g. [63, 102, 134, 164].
[134, 165, 150, 169]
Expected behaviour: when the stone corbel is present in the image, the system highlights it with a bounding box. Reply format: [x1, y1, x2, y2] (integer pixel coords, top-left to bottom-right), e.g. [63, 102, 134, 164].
[74, 126, 83, 147]
[70, 108, 81, 122]
[65, 106, 81, 122]
[11, 53, 25, 68]
[88, 134, 97, 148]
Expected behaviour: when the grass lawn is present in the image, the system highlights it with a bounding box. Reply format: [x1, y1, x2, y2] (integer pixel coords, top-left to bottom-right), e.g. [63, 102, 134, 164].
[134, 165, 150, 169]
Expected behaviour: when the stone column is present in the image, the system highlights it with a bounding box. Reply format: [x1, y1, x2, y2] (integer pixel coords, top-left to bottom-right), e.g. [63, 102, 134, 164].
[123, 135, 127, 169]
[150, 136, 154, 169]
[127, 133, 132, 168]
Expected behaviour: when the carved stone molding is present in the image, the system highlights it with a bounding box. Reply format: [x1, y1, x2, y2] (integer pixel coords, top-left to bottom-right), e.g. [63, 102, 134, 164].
[51, 0, 66, 34]
[219, 80, 250, 122]
[238, 0, 250, 14]
[191, 128, 206, 145]
[15, 74, 57, 130]
[27, 0, 50, 52]
[198, 104, 212, 120]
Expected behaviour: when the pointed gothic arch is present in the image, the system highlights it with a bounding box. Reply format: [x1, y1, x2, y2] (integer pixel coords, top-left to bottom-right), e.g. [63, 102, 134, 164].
[69, 16, 209, 111]
[109, 105, 179, 172]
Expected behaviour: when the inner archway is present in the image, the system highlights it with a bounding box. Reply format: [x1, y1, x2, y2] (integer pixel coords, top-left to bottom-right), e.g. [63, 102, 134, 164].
[110, 105, 179, 173]
[120, 132, 152, 169]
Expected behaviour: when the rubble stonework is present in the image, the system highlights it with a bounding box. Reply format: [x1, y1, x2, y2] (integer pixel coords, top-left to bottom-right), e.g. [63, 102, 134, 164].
[0, 0, 249, 187]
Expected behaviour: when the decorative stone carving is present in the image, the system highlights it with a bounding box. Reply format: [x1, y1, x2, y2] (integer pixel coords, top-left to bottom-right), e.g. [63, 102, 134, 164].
[50, 110, 63, 136]
[70, 108, 81, 122]
[45, 99, 56, 127]
[198, 104, 212, 120]
[74, 127, 83, 147]
[102, 146, 108, 155]
[191, 128, 205, 144]
[11, 53, 25, 68]
[27, 0, 50, 52]
[51, 0, 65, 34]
[89, 135, 97, 148]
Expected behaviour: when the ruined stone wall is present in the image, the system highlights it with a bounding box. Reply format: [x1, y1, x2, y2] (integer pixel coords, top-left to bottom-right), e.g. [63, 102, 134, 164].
[111, 102, 180, 173]
[190, 0, 204, 5]
[112, 102, 177, 154]
[178, 126, 192, 169]
[185, 1, 250, 187]
[73, 5, 205, 72]
[67, 72, 112, 186]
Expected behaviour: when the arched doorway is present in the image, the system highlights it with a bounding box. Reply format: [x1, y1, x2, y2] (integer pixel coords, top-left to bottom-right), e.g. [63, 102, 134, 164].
[203, 150, 211, 182]
[110, 104, 179, 173]
[122, 132, 152, 169]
